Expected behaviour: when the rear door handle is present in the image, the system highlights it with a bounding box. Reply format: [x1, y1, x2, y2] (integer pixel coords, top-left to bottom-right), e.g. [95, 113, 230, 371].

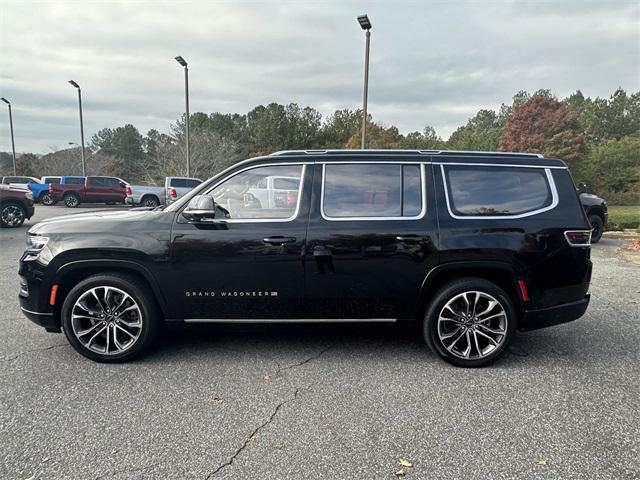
[396, 235, 430, 243]
[263, 236, 296, 245]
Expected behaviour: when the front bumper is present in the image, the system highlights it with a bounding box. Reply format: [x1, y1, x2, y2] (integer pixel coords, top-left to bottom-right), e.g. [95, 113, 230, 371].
[18, 258, 60, 332]
[520, 293, 590, 331]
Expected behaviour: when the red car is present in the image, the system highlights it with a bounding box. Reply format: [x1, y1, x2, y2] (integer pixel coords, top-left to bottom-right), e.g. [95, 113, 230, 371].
[0, 184, 35, 228]
[50, 176, 128, 208]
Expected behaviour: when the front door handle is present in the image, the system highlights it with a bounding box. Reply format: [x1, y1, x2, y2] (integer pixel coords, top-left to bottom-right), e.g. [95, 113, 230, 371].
[396, 235, 430, 243]
[263, 236, 296, 246]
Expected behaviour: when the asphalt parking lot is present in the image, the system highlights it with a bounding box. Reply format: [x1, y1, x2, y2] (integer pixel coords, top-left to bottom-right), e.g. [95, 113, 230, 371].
[1, 205, 639, 479]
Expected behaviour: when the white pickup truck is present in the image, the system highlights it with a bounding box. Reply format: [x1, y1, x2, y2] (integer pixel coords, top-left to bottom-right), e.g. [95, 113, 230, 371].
[125, 176, 202, 207]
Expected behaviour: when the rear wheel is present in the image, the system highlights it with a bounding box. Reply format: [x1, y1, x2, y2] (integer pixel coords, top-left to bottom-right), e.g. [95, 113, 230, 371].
[589, 214, 604, 243]
[61, 273, 161, 362]
[64, 193, 80, 208]
[1, 202, 26, 228]
[40, 192, 56, 206]
[423, 277, 516, 367]
[141, 195, 160, 208]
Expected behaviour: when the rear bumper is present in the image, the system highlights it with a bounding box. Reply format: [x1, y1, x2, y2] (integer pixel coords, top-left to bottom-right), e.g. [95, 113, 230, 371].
[520, 293, 590, 331]
[125, 197, 135, 205]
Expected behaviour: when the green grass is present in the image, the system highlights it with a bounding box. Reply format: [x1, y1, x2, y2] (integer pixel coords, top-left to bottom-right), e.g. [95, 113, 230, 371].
[606, 205, 640, 231]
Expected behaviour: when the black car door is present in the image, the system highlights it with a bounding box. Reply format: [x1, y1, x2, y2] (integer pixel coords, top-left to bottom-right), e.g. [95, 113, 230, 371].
[167, 161, 312, 320]
[303, 160, 439, 320]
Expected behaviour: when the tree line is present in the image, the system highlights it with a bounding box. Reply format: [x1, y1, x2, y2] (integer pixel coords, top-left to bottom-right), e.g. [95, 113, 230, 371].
[2, 87, 638, 204]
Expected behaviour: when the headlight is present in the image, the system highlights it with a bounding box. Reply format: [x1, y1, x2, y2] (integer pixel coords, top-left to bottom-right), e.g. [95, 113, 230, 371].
[26, 235, 49, 252]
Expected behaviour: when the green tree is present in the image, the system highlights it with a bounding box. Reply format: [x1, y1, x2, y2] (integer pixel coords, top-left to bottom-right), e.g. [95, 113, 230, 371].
[320, 109, 362, 148]
[400, 126, 444, 149]
[578, 135, 640, 204]
[447, 110, 503, 151]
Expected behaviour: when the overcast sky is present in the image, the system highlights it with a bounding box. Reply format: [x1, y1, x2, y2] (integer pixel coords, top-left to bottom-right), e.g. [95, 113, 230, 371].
[1, 0, 639, 153]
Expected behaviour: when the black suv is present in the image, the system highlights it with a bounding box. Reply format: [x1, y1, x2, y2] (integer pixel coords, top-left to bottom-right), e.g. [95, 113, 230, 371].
[18, 150, 592, 367]
[577, 184, 608, 243]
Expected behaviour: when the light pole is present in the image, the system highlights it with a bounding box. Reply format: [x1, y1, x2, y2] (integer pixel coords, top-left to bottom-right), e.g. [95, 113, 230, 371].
[357, 14, 372, 149]
[68, 80, 86, 176]
[175, 56, 190, 177]
[1, 97, 17, 175]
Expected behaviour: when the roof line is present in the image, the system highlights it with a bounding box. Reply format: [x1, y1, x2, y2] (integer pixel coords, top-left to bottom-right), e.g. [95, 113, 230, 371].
[269, 149, 544, 159]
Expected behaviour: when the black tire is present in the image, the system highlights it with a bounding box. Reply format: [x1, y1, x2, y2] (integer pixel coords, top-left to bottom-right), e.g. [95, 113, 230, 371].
[1, 201, 27, 228]
[61, 273, 161, 362]
[589, 214, 604, 243]
[40, 192, 56, 206]
[423, 277, 516, 368]
[141, 195, 160, 208]
[63, 193, 80, 208]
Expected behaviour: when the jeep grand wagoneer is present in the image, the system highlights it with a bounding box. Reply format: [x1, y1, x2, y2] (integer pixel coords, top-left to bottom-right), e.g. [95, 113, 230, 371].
[19, 150, 592, 367]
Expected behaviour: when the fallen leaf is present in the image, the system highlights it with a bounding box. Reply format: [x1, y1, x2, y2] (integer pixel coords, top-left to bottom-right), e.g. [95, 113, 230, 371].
[394, 468, 406, 476]
[24, 476, 40, 480]
[399, 459, 413, 468]
[536, 459, 548, 465]
[248, 435, 256, 442]
[211, 394, 223, 403]
[272, 443, 286, 449]
[41, 457, 50, 463]
[263, 373, 273, 381]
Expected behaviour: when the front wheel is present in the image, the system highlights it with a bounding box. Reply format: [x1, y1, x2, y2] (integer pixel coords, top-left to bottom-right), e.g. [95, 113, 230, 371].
[61, 273, 161, 362]
[1, 202, 26, 228]
[589, 214, 604, 243]
[423, 278, 516, 367]
[141, 195, 160, 208]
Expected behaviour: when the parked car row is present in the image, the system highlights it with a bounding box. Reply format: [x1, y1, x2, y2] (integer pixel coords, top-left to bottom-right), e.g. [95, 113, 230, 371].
[1, 175, 203, 209]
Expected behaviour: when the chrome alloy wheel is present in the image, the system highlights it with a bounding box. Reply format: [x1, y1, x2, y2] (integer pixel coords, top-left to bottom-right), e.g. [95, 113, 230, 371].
[71, 286, 143, 355]
[437, 291, 508, 360]
[1, 204, 25, 227]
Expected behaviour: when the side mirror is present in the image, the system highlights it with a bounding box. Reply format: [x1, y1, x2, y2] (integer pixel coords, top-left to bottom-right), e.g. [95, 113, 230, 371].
[577, 182, 588, 194]
[182, 195, 216, 222]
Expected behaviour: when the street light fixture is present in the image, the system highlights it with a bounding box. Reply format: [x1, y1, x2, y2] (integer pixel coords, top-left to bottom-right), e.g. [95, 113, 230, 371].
[175, 55, 190, 176]
[68, 80, 86, 176]
[1, 97, 16, 175]
[357, 14, 372, 149]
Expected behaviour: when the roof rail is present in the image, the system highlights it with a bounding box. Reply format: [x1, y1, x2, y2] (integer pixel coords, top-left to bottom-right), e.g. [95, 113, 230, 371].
[270, 149, 544, 158]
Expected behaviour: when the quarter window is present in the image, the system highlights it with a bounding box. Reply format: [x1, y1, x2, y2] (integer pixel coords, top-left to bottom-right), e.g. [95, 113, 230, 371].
[444, 165, 552, 216]
[322, 163, 423, 218]
[209, 165, 303, 220]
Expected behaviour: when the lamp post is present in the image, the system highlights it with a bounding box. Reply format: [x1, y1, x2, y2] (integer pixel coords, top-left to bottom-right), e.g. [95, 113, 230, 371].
[1, 97, 17, 175]
[68, 80, 86, 176]
[357, 14, 372, 149]
[175, 55, 190, 177]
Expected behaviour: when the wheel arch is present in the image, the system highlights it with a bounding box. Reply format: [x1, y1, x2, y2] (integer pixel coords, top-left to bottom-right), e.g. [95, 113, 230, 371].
[419, 261, 524, 326]
[53, 259, 169, 321]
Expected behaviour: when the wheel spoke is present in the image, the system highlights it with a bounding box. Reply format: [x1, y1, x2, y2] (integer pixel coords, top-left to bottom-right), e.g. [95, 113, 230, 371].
[445, 329, 466, 352]
[461, 293, 471, 316]
[476, 329, 499, 347]
[112, 324, 126, 351]
[472, 330, 481, 357]
[462, 331, 472, 358]
[91, 289, 108, 313]
[476, 311, 506, 323]
[87, 325, 107, 347]
[116, 323, 137, 340]
[76, 322, 103, 337]
[440, 326, 462, 340]
[478, 324, 506, 336]
[475, 300, 498, 318]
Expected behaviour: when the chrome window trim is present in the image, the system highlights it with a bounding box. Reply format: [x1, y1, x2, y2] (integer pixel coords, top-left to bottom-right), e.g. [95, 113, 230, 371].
[320, 162, 427, 222]
[440, 164, 559, 220]
[196, 162, 310, 224]
[434, 161, 567, 170]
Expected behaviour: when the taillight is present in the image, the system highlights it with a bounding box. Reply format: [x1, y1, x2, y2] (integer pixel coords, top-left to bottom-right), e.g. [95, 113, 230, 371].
[169, 187, 177, 199]
[48, 184, 53, 193]
[126, 186, 132, 196]
[564, 230, 592, 247]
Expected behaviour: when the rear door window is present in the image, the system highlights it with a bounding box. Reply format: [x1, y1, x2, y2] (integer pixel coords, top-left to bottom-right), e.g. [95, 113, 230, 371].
[443, 165, 553, 216]
[322, 163, 424, 219]
[171, 179, 187, 188]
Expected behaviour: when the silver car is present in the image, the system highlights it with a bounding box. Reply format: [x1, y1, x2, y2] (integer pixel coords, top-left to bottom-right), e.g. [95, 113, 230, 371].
[126, 176, 202, 207]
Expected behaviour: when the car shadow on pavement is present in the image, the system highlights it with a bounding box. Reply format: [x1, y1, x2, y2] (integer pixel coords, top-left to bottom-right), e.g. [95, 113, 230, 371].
[136, 321, 593, 369]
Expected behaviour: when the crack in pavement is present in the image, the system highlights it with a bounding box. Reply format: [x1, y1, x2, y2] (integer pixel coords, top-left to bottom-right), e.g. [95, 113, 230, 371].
[205, 386, 305, 479]
[276, 343, 335, 376]
[0, 343, 67, 362]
